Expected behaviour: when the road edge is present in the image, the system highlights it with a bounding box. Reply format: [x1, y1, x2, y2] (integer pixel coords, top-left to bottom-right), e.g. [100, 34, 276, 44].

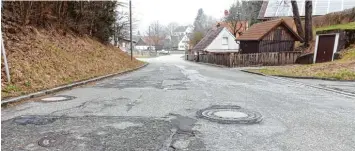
[240, 69, 355, 98]
[1, 63, 149, 105]
[241, 70, 355, 82]
[185, 60, 226, 68]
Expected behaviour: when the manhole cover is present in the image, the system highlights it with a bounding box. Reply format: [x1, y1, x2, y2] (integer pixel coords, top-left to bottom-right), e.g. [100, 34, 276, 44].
[41, 95, 76, 102]
[13, 116, 58, 125]
[196, 105, 262, 124]
[38, 133, 66, 147]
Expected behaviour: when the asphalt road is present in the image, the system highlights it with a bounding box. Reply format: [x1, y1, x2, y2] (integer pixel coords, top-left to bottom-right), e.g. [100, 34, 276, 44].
[2, 55, 355, 151]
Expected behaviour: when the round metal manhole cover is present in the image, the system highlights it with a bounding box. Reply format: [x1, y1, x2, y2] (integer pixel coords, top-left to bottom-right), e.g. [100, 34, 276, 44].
[196, 105, 262, 124]
[41, 95, 76, 102]
[38, 134, 66, 147]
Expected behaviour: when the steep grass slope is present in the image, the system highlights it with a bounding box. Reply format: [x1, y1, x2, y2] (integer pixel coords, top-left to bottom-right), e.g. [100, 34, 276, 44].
[1, 25, 144, 98]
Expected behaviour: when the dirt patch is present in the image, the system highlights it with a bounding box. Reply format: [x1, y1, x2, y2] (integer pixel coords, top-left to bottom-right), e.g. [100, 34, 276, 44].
[1, 24, 144, 99]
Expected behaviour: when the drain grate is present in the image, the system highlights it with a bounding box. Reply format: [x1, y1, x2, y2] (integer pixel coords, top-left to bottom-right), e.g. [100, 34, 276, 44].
[38, 133, 66, 147]
[196, 105, 262, 124]
[13, 116, 58, 125]
[41, 95, 76, 102]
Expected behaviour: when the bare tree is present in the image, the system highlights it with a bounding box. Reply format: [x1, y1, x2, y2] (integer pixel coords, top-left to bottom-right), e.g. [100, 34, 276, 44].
[146, 21, 166, 52]
[304, 0, 313, 47]
[113, 10, 130, 46]
[225, 1, 245, 37]
[166, 22, 179, 37]
[291, 0, 304, 42]
[241, 0, 263, 26]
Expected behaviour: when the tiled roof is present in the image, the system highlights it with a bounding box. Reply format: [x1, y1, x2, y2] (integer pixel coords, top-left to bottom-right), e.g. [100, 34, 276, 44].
[236, 18, 301, 41]
[136, 36, 164, 46]
[192, 27, 224, 51]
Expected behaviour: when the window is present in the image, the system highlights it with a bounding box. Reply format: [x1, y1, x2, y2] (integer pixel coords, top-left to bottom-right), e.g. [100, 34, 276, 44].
[222, 37, 228, 45]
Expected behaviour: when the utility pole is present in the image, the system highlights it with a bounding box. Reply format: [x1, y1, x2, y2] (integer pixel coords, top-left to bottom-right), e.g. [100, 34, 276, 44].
[129, 0, 133, 60]
[149, 26, 151, 51]
[1, 0, 11, 82]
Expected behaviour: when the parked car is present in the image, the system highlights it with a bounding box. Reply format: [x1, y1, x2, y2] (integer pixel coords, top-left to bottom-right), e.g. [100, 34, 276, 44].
[158, 49, 170, 55]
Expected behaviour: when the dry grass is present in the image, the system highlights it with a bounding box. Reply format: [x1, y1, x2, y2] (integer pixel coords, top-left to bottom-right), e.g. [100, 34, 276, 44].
[316, 22, 355, 32]
[1, 27, 144, 98]
[249, 45, 355, 80]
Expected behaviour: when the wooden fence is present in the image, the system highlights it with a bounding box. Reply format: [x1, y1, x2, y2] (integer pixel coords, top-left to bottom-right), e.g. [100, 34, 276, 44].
[198, 53, 231, 66]
[186, 51, 301, 67]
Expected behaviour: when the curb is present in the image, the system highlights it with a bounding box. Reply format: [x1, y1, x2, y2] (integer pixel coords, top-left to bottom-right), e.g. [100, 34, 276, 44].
[1, 63, 149, 105]
[271, 76, 355, 98]
[272, 75, 355, 82]
[185, 60, 226, 68]
[240, 70, 355, 82]
[240, 70, 266, 76]
[240, 69, 355, 97]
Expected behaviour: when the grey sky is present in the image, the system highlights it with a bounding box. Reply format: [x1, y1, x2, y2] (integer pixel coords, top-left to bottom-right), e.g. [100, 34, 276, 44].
[120, 0, 237, 34]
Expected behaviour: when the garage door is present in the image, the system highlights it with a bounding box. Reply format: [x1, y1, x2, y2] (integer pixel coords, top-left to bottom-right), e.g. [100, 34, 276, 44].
[316, 35, 336, 63]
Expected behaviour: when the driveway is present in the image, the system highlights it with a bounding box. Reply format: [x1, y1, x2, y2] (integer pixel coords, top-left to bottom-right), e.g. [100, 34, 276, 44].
[2, 55, 355, 151]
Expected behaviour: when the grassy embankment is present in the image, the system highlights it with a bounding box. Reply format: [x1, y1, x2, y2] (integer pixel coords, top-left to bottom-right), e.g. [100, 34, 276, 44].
[1, 27, 144, 98]
[247, 22, 355, 80]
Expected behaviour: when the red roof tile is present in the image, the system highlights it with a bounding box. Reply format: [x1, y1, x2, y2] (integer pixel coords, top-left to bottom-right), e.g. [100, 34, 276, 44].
[236, 18, 301, 41]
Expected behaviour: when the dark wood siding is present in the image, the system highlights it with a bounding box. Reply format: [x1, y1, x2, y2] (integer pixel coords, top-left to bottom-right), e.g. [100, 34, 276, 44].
[316, 35, 335, 63]
[259, 25, 296, 52]
[240, 41, 259, 54]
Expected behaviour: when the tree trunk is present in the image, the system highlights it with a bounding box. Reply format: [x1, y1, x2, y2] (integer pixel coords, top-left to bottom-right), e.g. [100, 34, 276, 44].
[305, 0, 313, 47]
[291, 1, 304, 42]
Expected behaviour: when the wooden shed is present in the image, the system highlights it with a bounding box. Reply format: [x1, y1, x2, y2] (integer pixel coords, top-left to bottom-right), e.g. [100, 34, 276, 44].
[237, 19, 302, 54]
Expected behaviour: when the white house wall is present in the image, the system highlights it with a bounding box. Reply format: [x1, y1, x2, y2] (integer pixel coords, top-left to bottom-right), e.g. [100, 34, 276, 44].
[178, 35, 189, 50]
[206, 28, 239, 51]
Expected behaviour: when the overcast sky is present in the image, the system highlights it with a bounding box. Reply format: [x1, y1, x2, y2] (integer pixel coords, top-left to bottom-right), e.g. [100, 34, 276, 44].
[120, 0, 237, 34]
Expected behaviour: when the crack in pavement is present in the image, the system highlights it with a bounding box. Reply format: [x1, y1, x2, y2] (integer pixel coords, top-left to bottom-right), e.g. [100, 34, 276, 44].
[126, 94, 143, 112]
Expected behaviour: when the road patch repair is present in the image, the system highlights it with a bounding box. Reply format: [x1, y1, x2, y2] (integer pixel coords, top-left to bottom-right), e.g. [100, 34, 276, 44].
[2, 114, 207, 151]
[40, 95, 76, 102]
[2, 116, 175, 150]
[196, 105, 263, 124]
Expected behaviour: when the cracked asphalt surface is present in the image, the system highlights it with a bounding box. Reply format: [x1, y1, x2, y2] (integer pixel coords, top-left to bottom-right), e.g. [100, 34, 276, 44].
[2, 54, 355, 151]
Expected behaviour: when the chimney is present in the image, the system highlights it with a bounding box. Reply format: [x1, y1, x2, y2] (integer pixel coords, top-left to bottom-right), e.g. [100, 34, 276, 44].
[216, 23, 221, 28]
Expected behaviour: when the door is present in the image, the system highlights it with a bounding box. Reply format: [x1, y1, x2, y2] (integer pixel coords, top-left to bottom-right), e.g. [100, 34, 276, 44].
[316, 35, 335, 63]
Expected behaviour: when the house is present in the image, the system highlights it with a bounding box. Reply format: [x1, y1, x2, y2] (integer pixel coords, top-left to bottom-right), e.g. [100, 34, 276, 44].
[218, 21, 249, 38]
[169, 35, 189, 51]
[258, 0, 355, 20]
[135, 36, 165, 51]
[163, 25, 193, 51]
[192, 24, 239, 54]
[117, 38, 136, 52]
[173, 25, 193, 36]
[135, 37, 154, 51]
[237, 19, 302, 54]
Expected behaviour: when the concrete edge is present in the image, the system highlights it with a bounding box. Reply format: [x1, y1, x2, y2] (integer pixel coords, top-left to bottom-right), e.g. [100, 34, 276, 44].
[185, 60, 226, 68]
[270, 76, 355, 98]
[1, 63, 149, 105]
[240, 69, 355, 97]
[240, 69, 355, 82]
[240, 70, 266, 76]
[273, 75, 355, 82]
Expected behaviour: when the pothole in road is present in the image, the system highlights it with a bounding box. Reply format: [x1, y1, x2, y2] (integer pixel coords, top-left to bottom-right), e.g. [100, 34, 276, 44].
[13, 115, 58, 125]
[41, 95, 76, 102]
[38, 133, 67, 147]
[196, 105, 262, 124]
